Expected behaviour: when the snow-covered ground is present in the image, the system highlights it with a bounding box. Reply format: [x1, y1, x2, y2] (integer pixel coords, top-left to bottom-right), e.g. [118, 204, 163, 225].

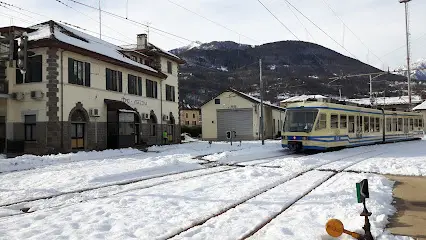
[0, 139, 425, 239]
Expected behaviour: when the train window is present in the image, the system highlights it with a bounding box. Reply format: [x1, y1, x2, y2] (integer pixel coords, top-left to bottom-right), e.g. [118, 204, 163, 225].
[331, 114, 339, 129]
[375, 117, 380, 132]
[386, 117, 391, 132]
[420, 119, 423, 129]
[410, 119, 414, 131]
[316, 113, 327, 130]
[397, 118, 403, 132]
[369, 117, 375, 132]
[392, 118, 397, 132]
[364, 116, 369, 133]
[357, 116, 362, 132]
[348, 116, 355, 133]
[414, 119, 418, 128]
[340, 115, 347, 129]
[404, 118, 408, 132]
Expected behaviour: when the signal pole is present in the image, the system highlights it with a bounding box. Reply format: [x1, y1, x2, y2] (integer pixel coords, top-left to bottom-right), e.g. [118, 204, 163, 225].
[400, 0, 412, 108]
[259, 58, 264, 145]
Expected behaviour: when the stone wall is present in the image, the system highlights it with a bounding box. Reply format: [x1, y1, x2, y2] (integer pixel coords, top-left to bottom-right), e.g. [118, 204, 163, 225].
[45, 47, 61, 152]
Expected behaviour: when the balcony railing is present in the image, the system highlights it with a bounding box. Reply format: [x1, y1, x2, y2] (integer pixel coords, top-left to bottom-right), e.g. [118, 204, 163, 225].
[0, 81, 8, 95]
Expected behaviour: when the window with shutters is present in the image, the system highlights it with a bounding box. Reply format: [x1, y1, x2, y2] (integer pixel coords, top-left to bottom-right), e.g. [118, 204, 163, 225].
[16, 55, 42, 84]
[128, 74, 142, 96]
[166, 84, 175, 101]
[146, 79, 158, 98]
[24, 114, 36, 141]
[167, 61, 172, 74]
[68, 58, 91, 87]
[106, 68, 122, 92]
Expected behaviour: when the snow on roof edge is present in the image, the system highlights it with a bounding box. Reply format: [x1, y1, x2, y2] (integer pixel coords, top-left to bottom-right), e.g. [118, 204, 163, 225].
[27, 21, 162, 75]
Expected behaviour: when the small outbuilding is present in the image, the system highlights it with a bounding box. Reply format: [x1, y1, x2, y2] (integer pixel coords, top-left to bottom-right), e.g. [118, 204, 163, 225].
[201, 89, 285, 141]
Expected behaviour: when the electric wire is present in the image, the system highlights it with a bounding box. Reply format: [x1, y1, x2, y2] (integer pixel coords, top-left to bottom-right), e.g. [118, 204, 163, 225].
[321, 0, 386, 67]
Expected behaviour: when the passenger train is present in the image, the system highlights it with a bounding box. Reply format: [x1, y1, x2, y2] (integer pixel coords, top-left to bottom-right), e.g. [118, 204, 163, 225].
[281, 100, 424, 151]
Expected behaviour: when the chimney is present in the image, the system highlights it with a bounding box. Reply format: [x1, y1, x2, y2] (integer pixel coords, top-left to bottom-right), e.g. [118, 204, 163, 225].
[137, 33, 147, 49]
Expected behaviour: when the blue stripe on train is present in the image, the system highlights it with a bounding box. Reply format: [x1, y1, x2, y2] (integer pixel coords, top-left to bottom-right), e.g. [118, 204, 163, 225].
[282, 135, 422, 150]
[286, 106, 422, 117]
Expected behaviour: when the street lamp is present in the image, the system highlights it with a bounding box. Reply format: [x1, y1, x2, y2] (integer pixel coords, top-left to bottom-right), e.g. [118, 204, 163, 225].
[399, 0, 412, 108]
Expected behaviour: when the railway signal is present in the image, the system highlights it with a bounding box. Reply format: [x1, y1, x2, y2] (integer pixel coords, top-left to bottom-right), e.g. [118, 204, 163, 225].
[325, 179, 374, 240]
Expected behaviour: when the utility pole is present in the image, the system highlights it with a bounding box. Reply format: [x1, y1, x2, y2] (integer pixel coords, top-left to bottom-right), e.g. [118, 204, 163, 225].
[99, 0, 102, 39]
[259, 58, 264, 145]
[369, 74, 373, 106]
[400, 0, 412, 108]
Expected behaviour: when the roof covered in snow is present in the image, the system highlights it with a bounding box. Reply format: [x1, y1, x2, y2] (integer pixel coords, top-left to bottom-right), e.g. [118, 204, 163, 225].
[16, 21, 169, 78]
[121, 43, 185, 64]
[413, 101, 426, 111]
[228, 88, 285, 111]
[280, 95, 328, 103]
[347, 95, 423, 106]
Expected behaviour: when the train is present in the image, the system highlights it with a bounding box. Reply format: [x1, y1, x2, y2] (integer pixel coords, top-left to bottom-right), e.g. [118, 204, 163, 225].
[281, 100, 424, 152]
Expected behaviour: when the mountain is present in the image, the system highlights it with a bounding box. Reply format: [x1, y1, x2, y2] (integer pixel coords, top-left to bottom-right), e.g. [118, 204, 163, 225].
[171, 40, 423, 107]
[395, 58, 426, 80]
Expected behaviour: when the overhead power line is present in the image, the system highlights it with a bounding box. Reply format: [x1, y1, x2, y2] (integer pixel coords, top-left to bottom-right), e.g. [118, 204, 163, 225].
[256, 0, 329, 75]
[256, 0, 298, 40]
[166, 0, 259, 44]
[321, 0, 386, 67]
[282, 0, 359, 60]
[54, 0, 135, 43]
[0, 1, 135, 45]
[65, 0, 194, 43]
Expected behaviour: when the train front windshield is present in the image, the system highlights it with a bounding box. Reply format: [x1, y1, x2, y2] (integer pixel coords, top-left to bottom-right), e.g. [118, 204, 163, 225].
[284, 109, 319, 133]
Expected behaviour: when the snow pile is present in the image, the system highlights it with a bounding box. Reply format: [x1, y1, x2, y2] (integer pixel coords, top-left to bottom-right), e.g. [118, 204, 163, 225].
[181, 133, 199, 143]
[0, 167, 296, 239]
[251, 173, 397, 240]
[0, 148, 142, 173]
[347, 140, 426, 176]
[0, 154, 202, 205]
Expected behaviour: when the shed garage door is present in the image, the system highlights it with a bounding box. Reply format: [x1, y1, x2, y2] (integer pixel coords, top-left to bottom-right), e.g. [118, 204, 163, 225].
[217, 108, 253, 140]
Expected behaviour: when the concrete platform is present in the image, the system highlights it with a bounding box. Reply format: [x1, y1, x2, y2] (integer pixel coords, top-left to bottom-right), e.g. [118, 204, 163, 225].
[386, 175, 426, 240]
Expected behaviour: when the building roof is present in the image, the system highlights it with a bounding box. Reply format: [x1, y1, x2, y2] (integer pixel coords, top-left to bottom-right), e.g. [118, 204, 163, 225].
[4, 21, 170, 78]
[347, 95, 423, 106]
[121, 43, 185, 64]
[280, 95, 328, 103]
[202, 88, 285, 111]
[413, 101, 426, 111]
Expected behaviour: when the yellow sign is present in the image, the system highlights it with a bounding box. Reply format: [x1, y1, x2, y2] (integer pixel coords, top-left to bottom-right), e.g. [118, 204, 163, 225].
[325, 219, 344, 237]
[325, 219, 362, 239]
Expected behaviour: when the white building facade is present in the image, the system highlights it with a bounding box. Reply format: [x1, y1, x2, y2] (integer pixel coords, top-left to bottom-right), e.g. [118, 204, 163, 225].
[201, 89, 285, 141]
[0, 21, 184, 155]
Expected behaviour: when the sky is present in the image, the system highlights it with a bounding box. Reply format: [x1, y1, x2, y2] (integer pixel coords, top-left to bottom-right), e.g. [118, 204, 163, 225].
[1, 0, 425, 70]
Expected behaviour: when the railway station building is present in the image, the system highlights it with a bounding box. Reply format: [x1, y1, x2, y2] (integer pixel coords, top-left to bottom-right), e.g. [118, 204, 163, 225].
[201, 89, 285, 141]
[0, 20, 184, 155]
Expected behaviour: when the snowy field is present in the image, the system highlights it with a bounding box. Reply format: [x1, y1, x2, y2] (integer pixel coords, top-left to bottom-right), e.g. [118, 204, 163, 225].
[0, 139, 425, 239]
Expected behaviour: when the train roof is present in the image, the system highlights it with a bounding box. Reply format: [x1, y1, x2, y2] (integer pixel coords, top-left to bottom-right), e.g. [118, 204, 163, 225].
[285, 101, 422, 117]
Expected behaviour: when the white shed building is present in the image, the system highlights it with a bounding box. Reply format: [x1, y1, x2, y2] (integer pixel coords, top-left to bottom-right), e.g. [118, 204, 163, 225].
[201, 89, 285, 141]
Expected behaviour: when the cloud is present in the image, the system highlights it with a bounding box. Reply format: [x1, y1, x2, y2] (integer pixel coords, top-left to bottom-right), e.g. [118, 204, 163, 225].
[1, 0, 425, 70]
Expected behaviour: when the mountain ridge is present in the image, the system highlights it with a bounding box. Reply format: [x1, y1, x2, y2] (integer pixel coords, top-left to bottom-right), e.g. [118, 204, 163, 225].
[171, 40, 425, 107]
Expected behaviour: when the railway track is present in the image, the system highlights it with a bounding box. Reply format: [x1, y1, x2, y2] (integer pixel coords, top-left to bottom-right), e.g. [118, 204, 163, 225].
[164, 149, 383, 239]
[0, 153, 294, 218]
